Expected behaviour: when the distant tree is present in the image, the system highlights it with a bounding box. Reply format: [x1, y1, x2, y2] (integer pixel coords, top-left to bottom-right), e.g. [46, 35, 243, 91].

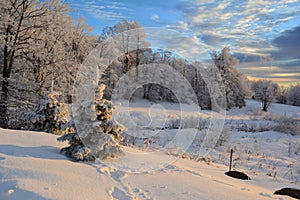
[287, 83, 300, 106]
[99, 20, 150, 99]
[277, 86, 288, 104]
[252, 80, 280, 111]
[100, 20, 148, 73]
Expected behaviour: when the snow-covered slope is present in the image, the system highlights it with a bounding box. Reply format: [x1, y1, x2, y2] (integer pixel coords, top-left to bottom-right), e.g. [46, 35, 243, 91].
[115, 99, 300, 182]
[0, 128, 298, 200]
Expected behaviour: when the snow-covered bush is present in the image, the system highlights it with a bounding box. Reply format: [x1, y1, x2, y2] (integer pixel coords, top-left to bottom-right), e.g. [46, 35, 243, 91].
[272, 116, 300, 136]
[216, 127, 231, 147]
[165, 116, 207, 130]
[58, 84, 125, 161]
[26, 92, 69, 134]
[236, 120, 272, 132]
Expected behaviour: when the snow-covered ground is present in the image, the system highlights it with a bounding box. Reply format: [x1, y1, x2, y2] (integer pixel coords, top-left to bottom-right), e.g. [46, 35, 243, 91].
[116, 99, 300, 182]
[0, 99, 300, 199]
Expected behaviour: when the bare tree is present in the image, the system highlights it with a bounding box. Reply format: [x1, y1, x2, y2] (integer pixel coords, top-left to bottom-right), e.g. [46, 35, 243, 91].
[287, 83, 300, 106]
[252, 80, 280, 111]
[0, 0, 95, 128]
[277, 85, 288, 104]
[99, 20, 149, 98]
[0, 0, 49, 127]
[211, 47, 247, 109]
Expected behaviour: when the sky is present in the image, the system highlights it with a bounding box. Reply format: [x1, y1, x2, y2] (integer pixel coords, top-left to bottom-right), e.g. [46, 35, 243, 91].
[65, 0, 300, 86]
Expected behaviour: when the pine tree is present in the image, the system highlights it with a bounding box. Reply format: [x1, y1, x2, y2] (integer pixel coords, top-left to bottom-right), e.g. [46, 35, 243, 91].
[26, 92, 69, 134]
[58, 84, 125, 161]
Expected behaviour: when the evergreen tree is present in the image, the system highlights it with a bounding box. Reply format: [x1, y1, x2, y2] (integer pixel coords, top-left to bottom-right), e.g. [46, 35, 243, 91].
[26, 92, 69, 134]
[58, 84, 125, 161]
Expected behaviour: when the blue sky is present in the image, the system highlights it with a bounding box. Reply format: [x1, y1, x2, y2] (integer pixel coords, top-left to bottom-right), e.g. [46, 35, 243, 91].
[65, 0, 300, 86]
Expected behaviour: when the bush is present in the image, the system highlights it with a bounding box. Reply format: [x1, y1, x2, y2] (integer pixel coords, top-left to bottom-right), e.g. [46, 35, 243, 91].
[216, 127, 231, 147]
[272, 116, 300, 135]
[235, 120, 272, 132]
[165, 116, 207, 130]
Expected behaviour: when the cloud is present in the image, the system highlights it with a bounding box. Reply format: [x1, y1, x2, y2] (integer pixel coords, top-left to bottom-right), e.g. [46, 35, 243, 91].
[146, 28, 211, 61]
[178, 0, 300, 59]
[177, 21, 189, 31]
[69, 0, 129, 21]
[165, 21, 190, 32]
[174, 0, 300, 85]
[151, 14, 159, 22]
[272, 26, 300, 59]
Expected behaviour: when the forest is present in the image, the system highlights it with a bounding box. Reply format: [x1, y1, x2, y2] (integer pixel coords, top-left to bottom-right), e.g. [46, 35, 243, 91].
[0, 0, 299, 131]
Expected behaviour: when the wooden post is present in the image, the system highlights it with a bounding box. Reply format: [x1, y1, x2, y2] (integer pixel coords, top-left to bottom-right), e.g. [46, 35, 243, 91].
[51, 79, 54, 93]
[229, 149, 233, 171]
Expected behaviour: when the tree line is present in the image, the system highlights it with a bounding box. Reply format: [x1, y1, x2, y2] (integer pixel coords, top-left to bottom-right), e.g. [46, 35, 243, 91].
[251, 80, 300, 111]
[0, 0, 98, 128]
[0, 0, 299, 130]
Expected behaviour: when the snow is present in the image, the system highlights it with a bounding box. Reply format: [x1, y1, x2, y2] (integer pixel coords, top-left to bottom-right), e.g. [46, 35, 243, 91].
[1, 99, 300, 199]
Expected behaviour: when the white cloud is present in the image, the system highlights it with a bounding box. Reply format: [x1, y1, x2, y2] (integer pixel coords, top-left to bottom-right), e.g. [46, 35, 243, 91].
[70, 0, 128, 21]
[151, 14, 159, 22]
[146, 28, 211, 61]
[166, 21, 190, 32]
[179, 0, 300, 60]
[177, 21, 189, 31]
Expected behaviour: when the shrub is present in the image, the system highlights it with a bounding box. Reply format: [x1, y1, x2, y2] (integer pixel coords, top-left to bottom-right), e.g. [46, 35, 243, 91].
[272, 116, 300, 135]
[165, 116, 207, 130]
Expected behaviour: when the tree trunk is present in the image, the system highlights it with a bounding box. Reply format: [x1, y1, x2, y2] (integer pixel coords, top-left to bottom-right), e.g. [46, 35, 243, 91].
[0, 1, 26, 128]
[0, 95, 8, 128]
[262, 100, 268, 112]
[0, 35, 15, 128]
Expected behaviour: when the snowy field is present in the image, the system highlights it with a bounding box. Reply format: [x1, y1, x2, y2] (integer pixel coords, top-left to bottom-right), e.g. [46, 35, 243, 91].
[0, 99, 300, 200]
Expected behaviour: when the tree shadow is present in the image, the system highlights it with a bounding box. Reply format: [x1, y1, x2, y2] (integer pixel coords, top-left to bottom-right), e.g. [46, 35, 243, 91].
[0, 179, 50, 200]
[225, 171, 251, 180]
[0, 145, 66, 160]
[274, 188, 300, 199]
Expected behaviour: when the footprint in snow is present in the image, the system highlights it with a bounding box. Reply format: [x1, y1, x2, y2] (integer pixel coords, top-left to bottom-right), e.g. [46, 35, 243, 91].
[109, 187, 131, 200]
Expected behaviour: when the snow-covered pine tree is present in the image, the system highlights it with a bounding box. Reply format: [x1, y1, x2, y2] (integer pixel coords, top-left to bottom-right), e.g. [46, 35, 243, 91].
[57, 84, 125, 161]
[26, 92, 69, 134]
